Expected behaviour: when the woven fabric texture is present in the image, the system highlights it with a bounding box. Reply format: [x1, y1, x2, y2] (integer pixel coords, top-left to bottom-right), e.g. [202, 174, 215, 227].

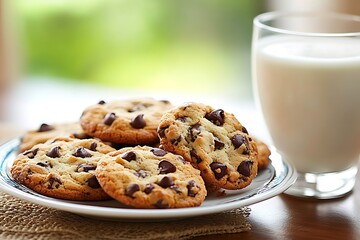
[0, 191, 251, 240]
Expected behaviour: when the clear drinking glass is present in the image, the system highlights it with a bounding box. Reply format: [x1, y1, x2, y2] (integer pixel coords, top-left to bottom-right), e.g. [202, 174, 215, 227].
[252, 12, 360, 199]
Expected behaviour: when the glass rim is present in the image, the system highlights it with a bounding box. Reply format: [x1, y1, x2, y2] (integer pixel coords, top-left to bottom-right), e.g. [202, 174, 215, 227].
[253, 11, 360, 37]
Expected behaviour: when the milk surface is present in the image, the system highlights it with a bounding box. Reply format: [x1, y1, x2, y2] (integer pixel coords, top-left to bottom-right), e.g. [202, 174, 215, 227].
[253, 36, 360, 173]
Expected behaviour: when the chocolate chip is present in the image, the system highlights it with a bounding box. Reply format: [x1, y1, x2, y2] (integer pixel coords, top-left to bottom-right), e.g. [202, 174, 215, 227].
[87, 175, 101, 188]
[109, 142, 123, 150]
[242, 126, 248, 134]
[176, 116, 188, 122]
[130, 114, 146, 129]
[48, 177, 62, 189]
[90, 142, 97, 151]
[157, 176, 174, 188]
[121, 151, 136, 161]
[187, 180, 197, 197]
[73, 132, 90, 139]
[205, 109, 225, 126]
[76, 163, 96, 172]
[151, 148, 167, 157]
[170, 185, 182, 194]
[189, 124, 201, 141]
[73, 147, 92, 158]
[144, 184, 155, 194]
[232, 134, 250, 154]
[190, 149, 202, 163]
[158, 160, 176, 174]
[170, 136, 182, 145]
[125, 183, 140, 198]
[128, 103, 146, 113]
[243, 147, 250, 154]
[38, 123, 54, 132]
[36, 161, 52, 169]
[231, 134, 246, 149]
[134, 170, 148, 178]
[176, 156, 187, 164]
[214, 138, 225, 150]
[46, 146, 61, 158]
[98, 100, 106, 105]
[210, 162, 227, 180]
[37, 161, 52, 169]
[237, 160, 253, 177]
[154, 199, 169, 209]
[23, 148, 39, 159]
[160, 99, 170, 104]
[103, 112, 117, 126]
[157, 127, 167, 138]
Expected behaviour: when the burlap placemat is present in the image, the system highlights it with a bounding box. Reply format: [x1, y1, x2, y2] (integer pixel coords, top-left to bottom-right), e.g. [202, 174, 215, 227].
[0, 191, 251, 240]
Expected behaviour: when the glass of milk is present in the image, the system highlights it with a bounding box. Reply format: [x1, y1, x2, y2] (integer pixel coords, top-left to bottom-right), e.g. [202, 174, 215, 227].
[252, 12, 360, 199]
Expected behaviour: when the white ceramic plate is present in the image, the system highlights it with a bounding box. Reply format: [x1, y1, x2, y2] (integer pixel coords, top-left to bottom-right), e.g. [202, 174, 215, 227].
[0, 139, 296, 221]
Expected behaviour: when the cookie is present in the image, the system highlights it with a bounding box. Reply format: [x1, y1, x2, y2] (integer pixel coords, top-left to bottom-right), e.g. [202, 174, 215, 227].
[80, 98, 173, 145]
[158, 103, 258, 190]
[20, 122, 90, 153]
[11, 137, 115, 200]
[96, 146, 207, 208]
[253, 137, 271, 170]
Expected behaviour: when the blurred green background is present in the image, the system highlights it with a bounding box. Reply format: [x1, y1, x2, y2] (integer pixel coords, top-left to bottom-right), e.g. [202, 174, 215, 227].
[15, 0, 264, 99]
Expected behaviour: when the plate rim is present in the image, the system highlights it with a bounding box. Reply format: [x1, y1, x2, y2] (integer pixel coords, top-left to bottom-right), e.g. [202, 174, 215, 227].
[0, 138, 297, 220]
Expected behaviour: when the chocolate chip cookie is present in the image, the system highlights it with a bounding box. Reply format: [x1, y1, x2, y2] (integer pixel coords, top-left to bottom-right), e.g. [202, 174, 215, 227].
[11, 137, 115, 200]
[158, 103, 258, 190]
[253, 137, 271, 170]
[80, 98, 173, 145]
[19, 122, 90, 153]
[96, 146, 207, 208]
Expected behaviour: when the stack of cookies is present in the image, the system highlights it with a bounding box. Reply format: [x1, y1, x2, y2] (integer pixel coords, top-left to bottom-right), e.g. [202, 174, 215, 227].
[11, 98, 270, 209]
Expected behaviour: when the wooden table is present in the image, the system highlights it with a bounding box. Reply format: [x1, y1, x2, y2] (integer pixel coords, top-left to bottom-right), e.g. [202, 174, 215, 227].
[1, 123, 359, 240]
[196, 161, 360, 240]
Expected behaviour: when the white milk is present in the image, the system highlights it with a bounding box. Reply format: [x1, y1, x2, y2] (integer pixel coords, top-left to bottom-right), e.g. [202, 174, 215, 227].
[253, 36, 360, 173]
